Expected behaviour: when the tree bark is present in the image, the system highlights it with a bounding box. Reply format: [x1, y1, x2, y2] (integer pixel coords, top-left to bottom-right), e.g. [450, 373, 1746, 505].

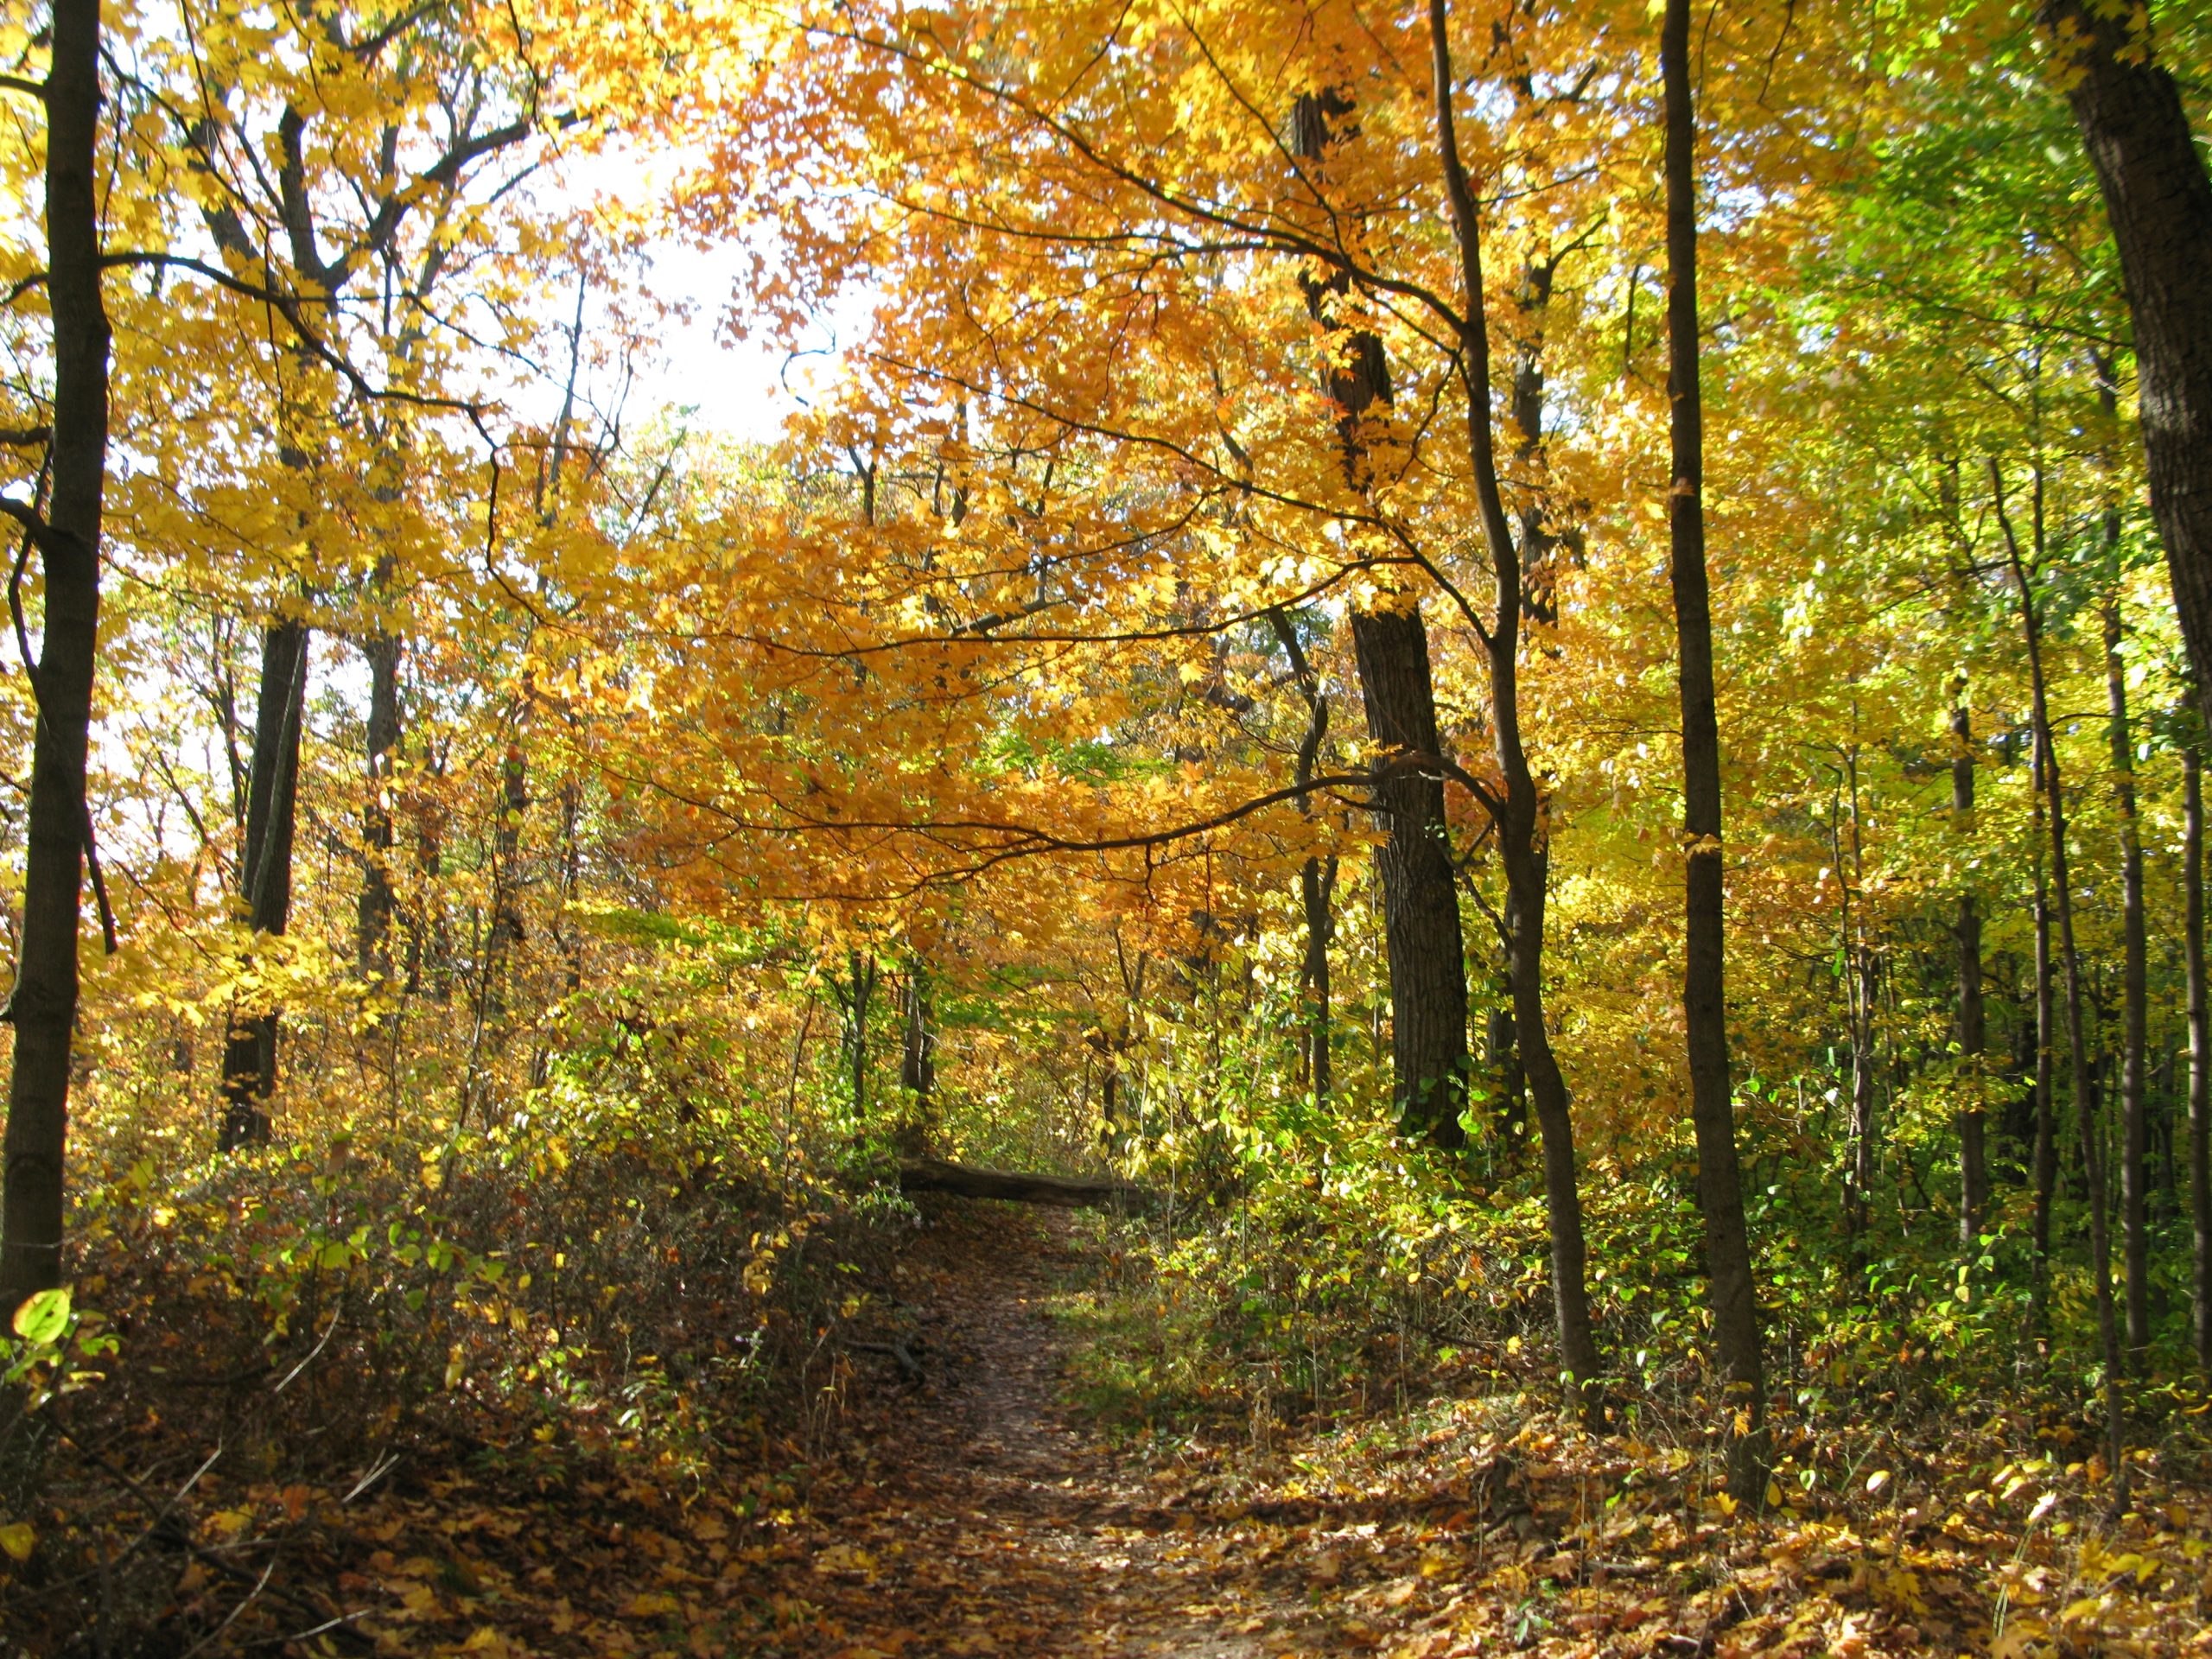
[218, 617, 308, 1152]
[2102, 587, 2150, 1355]
[356, 605, 400, 980]
[1994, 460, 2127, 1509]
[1427, 0, 1601, 1417]
[1289, 90, 1470, 1149]
[481, 737, 528, 1028]
[1953, 696, 1988, 1244]
[838, 948, 877, 1117]
[2187, 741, 2212, 1374]
[2031, 748, 2057, 1314]
[2043, 0, 2212, 734]
[0, 0, 111, 1304]
[1269, 607, 1336, 1103]
[1662, 0, 1766, 1500]
[1351, 608, 1471, 1144]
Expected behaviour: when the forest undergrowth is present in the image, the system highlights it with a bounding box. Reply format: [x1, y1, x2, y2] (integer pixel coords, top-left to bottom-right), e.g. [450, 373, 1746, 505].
[3, 1076, 2209, 1657]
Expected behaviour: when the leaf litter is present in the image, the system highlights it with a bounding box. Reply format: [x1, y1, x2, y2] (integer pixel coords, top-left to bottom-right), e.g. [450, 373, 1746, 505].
[19, 1205, 2212, 1656]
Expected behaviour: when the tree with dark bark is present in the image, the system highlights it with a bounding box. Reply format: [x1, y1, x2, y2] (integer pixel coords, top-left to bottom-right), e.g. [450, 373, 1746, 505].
[1426, 0, 1601, 1418]
[1953, 691, 1989, 1245]
[1993, 457, 2127, 1509]
[1662, 0, 1767, 1501]
[1287, 90, 1470, 1150]
[2188, 737, 2212, 1374]
[0, 0, 111, 1305]
[1268, 607, 1337, 1104]
[2042, 0, 2212, 733]
[2102, 576, 2150, 1356]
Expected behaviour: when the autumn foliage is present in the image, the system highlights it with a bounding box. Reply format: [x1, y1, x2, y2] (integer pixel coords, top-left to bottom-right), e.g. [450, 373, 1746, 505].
[0, 0, 2209, 1653]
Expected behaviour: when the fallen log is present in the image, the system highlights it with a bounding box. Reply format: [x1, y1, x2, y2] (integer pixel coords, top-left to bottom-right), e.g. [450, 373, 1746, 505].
[898, 1157, 1148, 1212]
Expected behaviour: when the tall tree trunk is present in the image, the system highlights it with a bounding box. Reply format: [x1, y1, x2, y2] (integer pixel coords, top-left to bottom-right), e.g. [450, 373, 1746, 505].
[1847, 940, 1878, 1246]
[2102, 588, 2150, 1354]
[842, 949, 877, 1117]
[1351, 607, 1470, 1144]
[1994, 460, 2127, 1509]
[1954, 696, 1988, 1243]
[1662, 0, 1766, 1500]
[899, 970, 935, 1099]
[219, 618, 308, 1152]
[1289, 91, 1470, 1149]
[1269, 607, 1336, 1104]
[2031, 753, 2057, 1316]
[0, 0, 111, 1303]
[2187, 741, 2212, 1374]
[480, 738, 528, 1029]
[2042, 0, 2212, 734]
[1840, 736, 1876, 1253]
[1427, 0, 1600, 1416]
[357, 611, 400, 980]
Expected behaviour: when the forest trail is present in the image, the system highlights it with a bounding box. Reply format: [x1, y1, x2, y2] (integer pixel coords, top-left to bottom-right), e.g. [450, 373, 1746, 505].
[796, 1208, 1319, 1657]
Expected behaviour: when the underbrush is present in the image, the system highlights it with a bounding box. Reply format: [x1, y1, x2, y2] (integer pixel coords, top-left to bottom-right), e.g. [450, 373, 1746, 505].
[0, 1065, 920, 1656]
[1051, 1096, 2212, 1649]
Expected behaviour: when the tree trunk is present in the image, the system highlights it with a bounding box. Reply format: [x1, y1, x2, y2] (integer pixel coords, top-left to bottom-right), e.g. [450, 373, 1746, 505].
[1995, 460, 2127, 1509]
[0, 0, 111, 1304]
[1427, 0, 1600, 1415]
[898, 967, 935, 1154]
[1954, 697, 1988, 1243]
[2102, 588, 2150, 1354]
[1351, 608, 1470, 1144]
[1290, 90, 1469, 1149]
[356, 610, 400, 981]
[2043, 0, 2212, 734]
[2031, 756, 2057, 1314]
[2187, 741, 2211, 1373]
[1662, 0, 1766, 1500]
[842, 948, 877, 1117]
[1847, 940, 1878, 1246]
[1268, 607, 1335, 1104]
[219, 618, 308, 1152]
[481, 738, 528, 1028]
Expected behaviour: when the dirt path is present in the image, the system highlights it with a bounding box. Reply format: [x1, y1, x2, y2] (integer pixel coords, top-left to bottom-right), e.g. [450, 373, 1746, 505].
[792, 1207, 1319, 1658]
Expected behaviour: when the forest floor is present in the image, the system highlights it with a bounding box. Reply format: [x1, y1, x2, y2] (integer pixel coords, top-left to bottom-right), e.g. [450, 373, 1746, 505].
[80, 1201, 2212, 1656]
[717, 1209, 1325, 1658]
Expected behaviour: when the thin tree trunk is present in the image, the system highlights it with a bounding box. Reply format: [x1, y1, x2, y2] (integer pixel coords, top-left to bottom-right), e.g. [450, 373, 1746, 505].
[2031, 751, 2057, 1316]
[1993, 459, 2127, 1509]
[898, 963, 935, 1155]
[842, 949, 876, 1116]
[2187, 741, 2212, 1373]
[1841, 735, 1876, 1251]
[1428, 0, 1600, 1416]
[1269, 607, 1336, 1103]
[219, 618, 308, 1152]
[1954, 696, 1988, 1243]
[1662, 0, 1766, 1499]
[900, 970, 935, 1100]
[481, 737, 528, 1029]
[2042, 0, 2212, 734]
[357, 607, 400, 979]
[2103, 585, 2150, 1354]
[0, 0, 111, 1303]
[1290, 90, 1470, 1149]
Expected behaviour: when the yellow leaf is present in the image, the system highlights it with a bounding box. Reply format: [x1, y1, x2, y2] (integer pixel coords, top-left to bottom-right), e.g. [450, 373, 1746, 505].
[0, 1521, 33, 1562]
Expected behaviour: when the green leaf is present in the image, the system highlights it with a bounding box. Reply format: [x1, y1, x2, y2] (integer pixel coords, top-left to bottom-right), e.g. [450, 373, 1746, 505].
[11, 1288, 71, 1348]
